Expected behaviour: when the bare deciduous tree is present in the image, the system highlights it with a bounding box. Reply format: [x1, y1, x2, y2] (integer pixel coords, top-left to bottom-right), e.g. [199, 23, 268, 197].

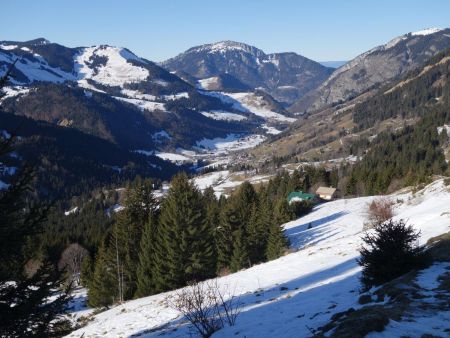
[364, 197, 395, 230]
[58, 243, 88, 285]
[166, 279, 241, 338]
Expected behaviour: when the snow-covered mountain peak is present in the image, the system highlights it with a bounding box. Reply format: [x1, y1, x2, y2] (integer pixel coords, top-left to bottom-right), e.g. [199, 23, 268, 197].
[188, 40, 266, 58]
[411, 27, 442, 36]
[74, 45, 150, 87]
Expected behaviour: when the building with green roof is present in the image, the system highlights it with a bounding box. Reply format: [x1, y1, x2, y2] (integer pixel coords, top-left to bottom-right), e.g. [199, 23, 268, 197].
[287, 191, 317, 204]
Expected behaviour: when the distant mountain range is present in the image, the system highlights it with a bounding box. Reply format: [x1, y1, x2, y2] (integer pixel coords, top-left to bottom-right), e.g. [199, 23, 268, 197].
[162, 41, 334, 105]
[2, 28, 450, 197]
[0, 39, 297, 151]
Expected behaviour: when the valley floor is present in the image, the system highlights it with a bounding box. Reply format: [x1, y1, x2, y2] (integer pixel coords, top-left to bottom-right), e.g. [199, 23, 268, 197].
[66, 179, 450, 338]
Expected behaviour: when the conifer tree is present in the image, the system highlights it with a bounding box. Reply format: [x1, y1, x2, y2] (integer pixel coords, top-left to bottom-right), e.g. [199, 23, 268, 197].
[215, 201, 239, 273]
[247, 194, 271, 264]
[266, 222, 288, 260]
[273, 198, 292, 225]
[87, 243, 117, 308]
[234, 181, 258, 228]
[110, 180, 158, 300]
[153, 173, 215, 292]
[230, 228, 250, 272]
[80, 254, 94, 288]
[135, 215, 157, 298]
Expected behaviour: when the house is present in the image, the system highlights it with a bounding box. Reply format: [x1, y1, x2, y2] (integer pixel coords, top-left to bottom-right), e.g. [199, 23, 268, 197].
[287, 191, 316, 204]
[316, 186, 337, 200]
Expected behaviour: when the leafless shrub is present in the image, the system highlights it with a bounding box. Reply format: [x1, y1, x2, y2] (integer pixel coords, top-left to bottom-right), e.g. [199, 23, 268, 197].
[217, 267, 231, 277]
[166, 279, 241, 338]
[364, 197, 395, 230]
[58, 243, 88, 285]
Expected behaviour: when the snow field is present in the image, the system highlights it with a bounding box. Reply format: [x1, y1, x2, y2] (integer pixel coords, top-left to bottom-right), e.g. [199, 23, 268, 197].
[67, 179, 450, 338]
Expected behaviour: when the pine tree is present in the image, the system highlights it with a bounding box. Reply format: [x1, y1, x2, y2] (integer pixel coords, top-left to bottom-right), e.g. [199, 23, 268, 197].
[273, 198, 292, 225]
[266, 222, 288, 260]
[153, 173, 215, 292]
[135, 216, 157, 298]
[80, 254, 94, 288]
[87, 243, 117, 308]
[215, 201, 238, 273]
[234, 181, 258, 228]
[247, 194, 272, 264]
[0, 168, 69, 335]
[110, 180, 158, 300]
[358, 219, 428, 288]
[230, 228, 250, 272]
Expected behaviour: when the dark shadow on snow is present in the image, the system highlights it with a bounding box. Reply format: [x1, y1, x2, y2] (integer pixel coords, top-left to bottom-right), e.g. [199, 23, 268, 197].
[129, 257, 359, 337]
[284, 211, 349, 249]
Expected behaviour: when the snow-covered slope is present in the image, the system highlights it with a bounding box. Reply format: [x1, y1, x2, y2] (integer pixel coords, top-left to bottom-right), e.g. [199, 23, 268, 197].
[74, 46, 150, 87]
[201, 90, 295, 123]
[66, 179, 450, 338]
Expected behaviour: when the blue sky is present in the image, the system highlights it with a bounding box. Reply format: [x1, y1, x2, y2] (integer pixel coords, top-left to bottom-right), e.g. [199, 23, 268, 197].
[2, 0, 450, 62]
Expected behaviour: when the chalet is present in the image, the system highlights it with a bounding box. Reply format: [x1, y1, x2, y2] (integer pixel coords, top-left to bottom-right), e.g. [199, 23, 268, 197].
[287, 191, 316, 204]
[316, 186, 337, 200]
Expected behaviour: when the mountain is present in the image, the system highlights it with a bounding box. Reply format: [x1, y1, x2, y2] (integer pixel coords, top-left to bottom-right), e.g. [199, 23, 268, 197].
[291, 28, 450, 112]
[0, 39, 295, 154]
[243, 42, 450, 175]
[161, 41, 334, 105]
[319, 60, 347, 68]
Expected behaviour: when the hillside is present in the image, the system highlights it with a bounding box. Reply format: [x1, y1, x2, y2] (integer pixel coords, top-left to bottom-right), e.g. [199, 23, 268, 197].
[247, 44, 450, 173]
[291, 28, 450, 112]
[162, 41, 333, 105]
[0, 112, 184, 199]
[66, 179, 450, 338]
[0, 39, 295, 155]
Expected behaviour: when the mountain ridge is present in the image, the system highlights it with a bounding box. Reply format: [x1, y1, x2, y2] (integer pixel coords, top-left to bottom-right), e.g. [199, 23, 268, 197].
[291, 27, 450, 112]
[161, 40, 334, 105]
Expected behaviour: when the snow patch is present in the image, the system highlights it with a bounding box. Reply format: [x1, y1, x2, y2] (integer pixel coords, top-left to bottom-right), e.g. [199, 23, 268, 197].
[162, 92, 189, 100]
[225, 92, 296, 123]
[151, 130, 171, 142]
[0, 51, 74, 84]
[201, 110, 247, 121]
[197, 77, 219, 89]
[1, 86, 31, 101]
[1, 130, 11, 139]
[113, 96, 166, 112]
[64, 207, 78, 216]
[411, 28, 442, 36]
[155, 152, 192, 164]
[261, 124, 282, 135]
[0, 180, 9, 190]
[0, 44, 18, 50]
[195, 133, 265, 154]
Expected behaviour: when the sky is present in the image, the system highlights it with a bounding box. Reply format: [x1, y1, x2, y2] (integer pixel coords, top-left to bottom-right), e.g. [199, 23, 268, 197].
[2, 0, 450, 62]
